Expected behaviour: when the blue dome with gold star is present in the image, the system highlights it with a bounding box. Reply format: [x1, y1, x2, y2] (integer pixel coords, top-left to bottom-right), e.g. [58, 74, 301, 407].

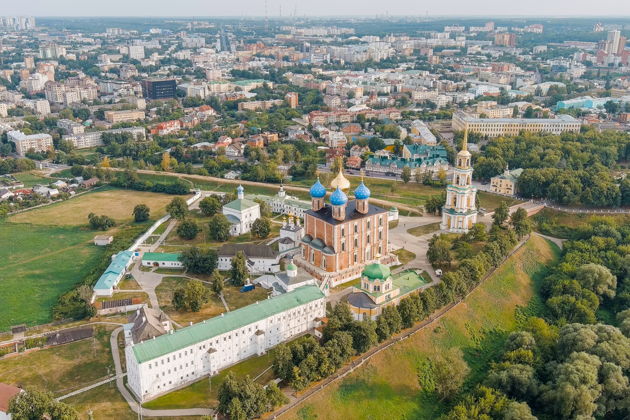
[309, 178, 326, 198]
[354, 182, 371, 200]
[330, 187, 348, 206]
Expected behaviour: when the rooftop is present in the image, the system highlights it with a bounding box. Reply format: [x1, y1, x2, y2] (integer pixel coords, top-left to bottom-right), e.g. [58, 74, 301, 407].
[223, 198, 259, 212]
[132, 285, 324, 364]
[306, 201, 387, 226]
[142, 252, 181, 262]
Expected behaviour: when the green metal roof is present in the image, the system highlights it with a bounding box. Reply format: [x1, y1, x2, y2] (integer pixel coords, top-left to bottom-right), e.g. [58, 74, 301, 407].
[132, 285, 325, 364]
[143, 252, 181, 262]
[223, 198, 259, 211]
[363, 263, 391, 280]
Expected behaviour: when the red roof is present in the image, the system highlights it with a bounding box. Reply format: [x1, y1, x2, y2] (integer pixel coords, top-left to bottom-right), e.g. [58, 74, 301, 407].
[0, 383, 21, 413]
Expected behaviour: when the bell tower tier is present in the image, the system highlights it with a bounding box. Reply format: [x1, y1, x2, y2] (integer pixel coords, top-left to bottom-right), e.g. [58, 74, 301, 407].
[440, 129, 478, 233]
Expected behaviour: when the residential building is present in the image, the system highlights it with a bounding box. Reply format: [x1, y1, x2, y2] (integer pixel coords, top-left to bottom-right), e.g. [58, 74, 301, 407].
[494, 33, 517, 47]
[440, 130, 477, 233]
[0, 103, 7, 118]
[490, 167, 523, 196]
[347, 264, 427, 320]
[452, 112, 581, 137]
[142, 79, 177, 100]
[222, 186, 261, 236]
[285, 92, 299, 109]
[125, 285, 325, 401]
[297, 171, 395, 290]
[104, 110, 145, 124]
[57, 119, 85, 135]
[63, 127, 145, 149]
[7, 130, 53, 156]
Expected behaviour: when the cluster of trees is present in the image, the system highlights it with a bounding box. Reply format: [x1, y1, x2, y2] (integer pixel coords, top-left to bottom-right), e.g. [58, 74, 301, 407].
[541, 219, 630, 324]
[132, 204, 150, 222]
[179, 247, 218, 274]
[216, 372, 287, 420]
[87, 212, 115, 230]
[473, 130, 630, 207]
[272, 332, 355, 391]
[8, 387, 78, 420]
[173, 279, 210, 312]
[0, 157, 35, 173]
[441, 217, 630, 420]
[111, 170, 190, 195]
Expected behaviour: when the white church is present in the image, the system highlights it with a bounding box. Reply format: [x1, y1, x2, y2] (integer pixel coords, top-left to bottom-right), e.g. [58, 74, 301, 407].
[222, 185, 261, 236]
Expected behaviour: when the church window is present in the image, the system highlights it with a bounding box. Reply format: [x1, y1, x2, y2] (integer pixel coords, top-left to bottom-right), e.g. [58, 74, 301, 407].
[354, 238, 358, 247]
[341, 227, 345, 237]
[342, 241, 345, 251]
[354, 252, 358, 263]
[354, 224, 358, 233]
[367, 220, 371, 229]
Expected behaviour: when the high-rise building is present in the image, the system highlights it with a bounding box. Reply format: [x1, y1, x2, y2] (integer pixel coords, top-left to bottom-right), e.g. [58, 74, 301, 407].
[440, 130, 477, 233]
[127, 45, 145, 60]
[494, 33, 517, 47]
[285, 92, 299, 109]
[142, 79, 177, 100]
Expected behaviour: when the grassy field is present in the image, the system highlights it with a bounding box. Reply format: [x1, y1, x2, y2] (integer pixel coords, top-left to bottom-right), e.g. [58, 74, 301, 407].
[393, 248, 416, 265]
[0, 327, 115, 396]
[0, 222, 105, 331]
[534, 207, 630, 238]
[10, 188, 186, 226]
[143, 352, 274, 410]
[281, 234, 560, 420]
[12, 171, 56, 187]
[407, 222, 441, 237]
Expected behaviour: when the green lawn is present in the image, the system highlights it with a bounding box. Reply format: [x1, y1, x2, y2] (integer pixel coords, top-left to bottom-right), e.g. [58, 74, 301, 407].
[0, 222, 105, 331]
[12, 171, 55, 187]
[0, 327, 115, 396]
[393, 248, 416, 265]
[143, 352, 274, 409]
[282, 234, 560, 420]
[407, 222, 441, 237]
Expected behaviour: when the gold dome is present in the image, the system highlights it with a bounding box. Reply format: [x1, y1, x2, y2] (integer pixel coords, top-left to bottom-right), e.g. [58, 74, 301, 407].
[330, 169, 351, 190]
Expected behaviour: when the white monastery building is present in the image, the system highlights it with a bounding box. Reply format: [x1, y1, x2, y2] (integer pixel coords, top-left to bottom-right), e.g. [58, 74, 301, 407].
[222, 185, 261, 236]
[125, 285, 325, 401]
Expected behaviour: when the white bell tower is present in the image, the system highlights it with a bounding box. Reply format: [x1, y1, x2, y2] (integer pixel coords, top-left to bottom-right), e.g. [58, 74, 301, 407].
[440, 129, 478, 233]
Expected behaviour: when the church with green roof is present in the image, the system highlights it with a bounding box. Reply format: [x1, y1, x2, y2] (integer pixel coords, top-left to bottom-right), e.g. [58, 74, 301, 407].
[346, 263, 430, 320]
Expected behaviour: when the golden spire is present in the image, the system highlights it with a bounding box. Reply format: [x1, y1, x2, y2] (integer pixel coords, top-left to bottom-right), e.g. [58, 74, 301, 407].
[330, 167, 351, 190]
[462, 127, 468, 152]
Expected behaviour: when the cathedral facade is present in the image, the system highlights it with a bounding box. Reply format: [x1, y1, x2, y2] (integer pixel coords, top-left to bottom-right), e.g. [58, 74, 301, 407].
[296, 170, 395, 290]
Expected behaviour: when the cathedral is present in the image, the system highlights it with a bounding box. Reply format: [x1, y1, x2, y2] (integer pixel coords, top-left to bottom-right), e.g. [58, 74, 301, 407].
[296, 169, 395, 291]
[440, 130, 478, 233]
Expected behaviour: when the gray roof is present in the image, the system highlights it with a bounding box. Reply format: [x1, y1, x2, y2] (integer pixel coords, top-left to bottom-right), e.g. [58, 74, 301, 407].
[128, 307, 168, 344]
[218, 243, 278, 259]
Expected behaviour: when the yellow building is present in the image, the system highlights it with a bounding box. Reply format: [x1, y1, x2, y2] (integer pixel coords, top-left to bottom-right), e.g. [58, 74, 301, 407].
[490, 168, 523, 196]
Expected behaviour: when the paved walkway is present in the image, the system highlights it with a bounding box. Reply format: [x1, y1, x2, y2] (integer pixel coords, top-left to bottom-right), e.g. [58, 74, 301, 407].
[57, 375, 120, 401]
[110, 327, 214, 417]
[389, 215, 442, 282]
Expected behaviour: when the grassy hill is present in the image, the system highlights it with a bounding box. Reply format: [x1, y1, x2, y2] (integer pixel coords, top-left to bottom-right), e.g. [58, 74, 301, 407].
[282, 234, 560, 420]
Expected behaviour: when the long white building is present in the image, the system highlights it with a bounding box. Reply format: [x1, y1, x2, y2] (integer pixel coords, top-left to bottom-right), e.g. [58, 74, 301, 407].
[452, 111, 581, 137]
[125, 285, 325, 401]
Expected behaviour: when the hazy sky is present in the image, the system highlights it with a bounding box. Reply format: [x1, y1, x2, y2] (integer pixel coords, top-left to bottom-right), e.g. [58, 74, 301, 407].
[3, 0, 630, 17]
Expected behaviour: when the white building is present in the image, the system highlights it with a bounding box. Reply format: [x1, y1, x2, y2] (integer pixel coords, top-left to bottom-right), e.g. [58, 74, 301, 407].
[7, 130, 53, 156]
[0, 103, 7, 118]
[217, 244, 281, 274]
[141, 252, 184, 269]
[222, 185, 260, 236]
[253, 186, 310, 219]
[62, 126, 145, 149]
[440, 130, 477, 233]
[125, 285, 325, 401]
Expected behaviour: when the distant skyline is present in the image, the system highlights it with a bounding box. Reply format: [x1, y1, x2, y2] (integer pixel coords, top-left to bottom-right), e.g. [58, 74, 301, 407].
[3, 0, 630, 18]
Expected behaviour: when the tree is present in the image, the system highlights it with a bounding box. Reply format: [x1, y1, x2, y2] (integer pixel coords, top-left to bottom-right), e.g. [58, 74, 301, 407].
[177, 220, 200, 240]
[424, 193, 446, 215]
[208, 214, 231, 241]
[509, 207, 531, 238]
[348, 320, 378, 353]
[231, 251, 248, 286]
[161, 152, 171, 171]
[166, 197, 188, 220]
[431, 348, 470, 400]
[251, 217, 271, 239]
[132, 204, 150, 222]
[173, 279, 210, 312]
[210, 269, 224, 296]
[179, 247, 217, 274]
[401, 166, 412, 184]
[575, 263, 617, 301]
[87, 213, 115, 230]
[9, 387, 79, 420]
[376, 306, 403, 341]
[199, 196, 221, 217]
[492, 202, 510, 227]
[427, 238, 453, 269]
[469, 223, 488, 242]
